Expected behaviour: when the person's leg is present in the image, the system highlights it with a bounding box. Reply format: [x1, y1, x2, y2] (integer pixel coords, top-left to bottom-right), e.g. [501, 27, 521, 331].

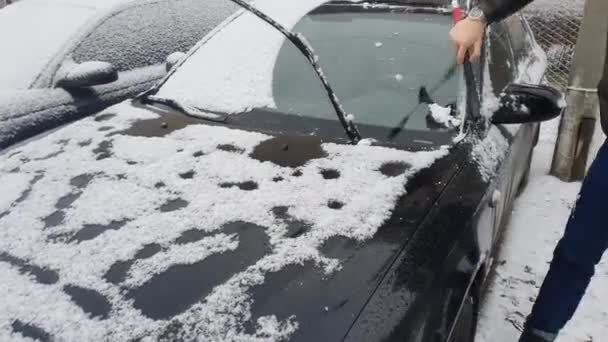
[520, 141, 608, 341]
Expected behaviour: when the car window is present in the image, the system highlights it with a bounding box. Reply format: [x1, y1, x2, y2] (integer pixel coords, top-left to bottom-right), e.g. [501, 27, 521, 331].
[504, 15, 533, 68]
[70, 0, 238, 72]
[278, 11, 461, 135]
[486, 23, 515, 96]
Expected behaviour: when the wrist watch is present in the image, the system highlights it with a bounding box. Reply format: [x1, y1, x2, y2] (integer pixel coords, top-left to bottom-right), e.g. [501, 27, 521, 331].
[468, 6, 487, 24]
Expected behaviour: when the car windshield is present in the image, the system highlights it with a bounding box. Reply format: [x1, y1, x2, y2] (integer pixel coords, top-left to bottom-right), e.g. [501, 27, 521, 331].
[156, 0, 463, 145]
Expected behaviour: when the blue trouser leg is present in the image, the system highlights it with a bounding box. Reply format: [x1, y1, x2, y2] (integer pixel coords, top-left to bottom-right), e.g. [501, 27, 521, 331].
[527, 141, 608, 334]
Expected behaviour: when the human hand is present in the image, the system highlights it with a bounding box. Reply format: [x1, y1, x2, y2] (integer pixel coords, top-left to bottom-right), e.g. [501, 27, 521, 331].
[449, 17, 485, 64]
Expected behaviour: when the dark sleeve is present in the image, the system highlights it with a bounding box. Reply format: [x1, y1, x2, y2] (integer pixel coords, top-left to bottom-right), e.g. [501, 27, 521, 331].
[479, 0, 535, 24]
[598, 32, 608, 135]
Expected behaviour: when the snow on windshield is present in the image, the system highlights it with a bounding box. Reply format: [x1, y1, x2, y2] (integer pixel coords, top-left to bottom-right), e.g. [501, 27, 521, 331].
[0, 1, 97, 89]
[0, 100, 448, 341]
[157, 0, 330, 114]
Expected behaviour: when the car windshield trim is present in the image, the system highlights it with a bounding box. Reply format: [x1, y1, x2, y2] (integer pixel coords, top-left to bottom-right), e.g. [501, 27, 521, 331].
[140, 95, 230, 122]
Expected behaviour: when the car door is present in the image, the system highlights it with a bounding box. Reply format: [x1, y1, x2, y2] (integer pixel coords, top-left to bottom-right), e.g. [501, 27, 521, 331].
[426, 24, 534, 341]
[483, 19, 538, 244]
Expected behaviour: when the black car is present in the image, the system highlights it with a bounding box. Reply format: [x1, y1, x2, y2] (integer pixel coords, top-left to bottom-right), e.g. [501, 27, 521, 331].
[0, 0, 237, 149]
[0, 1, 562, 341]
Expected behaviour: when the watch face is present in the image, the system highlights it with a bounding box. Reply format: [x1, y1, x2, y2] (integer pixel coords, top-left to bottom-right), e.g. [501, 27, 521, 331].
[469, 7, 484, 19]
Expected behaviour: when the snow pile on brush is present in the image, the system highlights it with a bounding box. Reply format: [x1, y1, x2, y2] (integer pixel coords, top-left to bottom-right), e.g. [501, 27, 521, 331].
[428, 103, 460, 129]
[0, 100, 448, 341]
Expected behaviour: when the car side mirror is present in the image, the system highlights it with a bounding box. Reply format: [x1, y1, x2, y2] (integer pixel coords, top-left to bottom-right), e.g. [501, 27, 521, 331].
[55, 61, 118, 89]
[491, 83, 565, 124]
[166, 52, 186, 72]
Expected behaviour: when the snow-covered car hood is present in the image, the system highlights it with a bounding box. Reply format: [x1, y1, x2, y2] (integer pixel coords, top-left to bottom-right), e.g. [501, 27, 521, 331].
[0, 101, 450, 341]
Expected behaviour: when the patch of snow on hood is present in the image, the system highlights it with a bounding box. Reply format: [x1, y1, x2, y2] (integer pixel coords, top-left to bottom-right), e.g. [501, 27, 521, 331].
[26, 0, 135, 10]
[157, 0, 329, 114]
[0, 172, 34, 213]
[0, 100, 449, 341]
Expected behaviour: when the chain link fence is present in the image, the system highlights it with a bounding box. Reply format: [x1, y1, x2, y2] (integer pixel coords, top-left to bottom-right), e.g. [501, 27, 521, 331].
[523, 0, 586, 89]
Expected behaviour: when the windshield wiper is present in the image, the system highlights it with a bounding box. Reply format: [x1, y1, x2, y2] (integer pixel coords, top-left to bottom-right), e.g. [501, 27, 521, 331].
[140, 95, 228, 122]
[227, 0, 361, 143]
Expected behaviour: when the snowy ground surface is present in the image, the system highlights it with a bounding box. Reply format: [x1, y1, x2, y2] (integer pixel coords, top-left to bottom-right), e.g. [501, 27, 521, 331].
[476, 119, 608, 342]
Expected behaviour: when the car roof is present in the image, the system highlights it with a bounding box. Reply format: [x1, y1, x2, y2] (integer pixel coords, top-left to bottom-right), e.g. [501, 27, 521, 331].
[2, 0, 225, 90]
[22, 0, 136, 10]
[0, 0, 149, 89]
[333, 0, 452, 7]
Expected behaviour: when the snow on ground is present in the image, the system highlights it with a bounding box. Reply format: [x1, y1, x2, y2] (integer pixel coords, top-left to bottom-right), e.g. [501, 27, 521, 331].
[476, 119, 608, 341]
